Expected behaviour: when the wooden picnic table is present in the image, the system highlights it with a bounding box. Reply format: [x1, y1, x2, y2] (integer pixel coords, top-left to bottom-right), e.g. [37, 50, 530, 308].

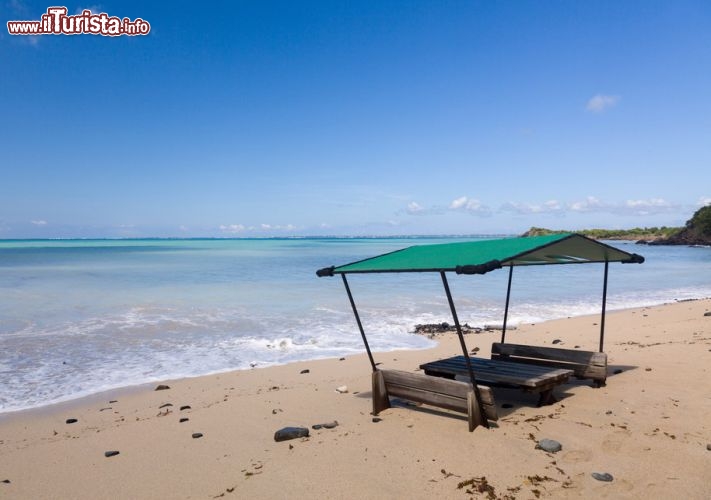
[419, 355, 573, 405]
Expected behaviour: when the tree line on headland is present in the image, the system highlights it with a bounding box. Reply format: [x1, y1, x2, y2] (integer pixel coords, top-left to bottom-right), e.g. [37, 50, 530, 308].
[522, 205, 711, 246]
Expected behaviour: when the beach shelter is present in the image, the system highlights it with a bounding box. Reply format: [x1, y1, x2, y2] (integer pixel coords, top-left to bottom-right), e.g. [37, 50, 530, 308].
[317, 233, 644, 427]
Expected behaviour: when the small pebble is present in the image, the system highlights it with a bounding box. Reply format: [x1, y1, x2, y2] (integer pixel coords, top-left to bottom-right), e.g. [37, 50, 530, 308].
[300, 369, 310, 374]
[179, 418, 189, 423]
[312, 424, 322, 430]
[109, 400, 118, 404]
[339, 358, 345, 361]
[322, 421, 339, 429]
[336, 386, 348, 394]
[591, 472, 614, 482]
[605, 410, 613, 415]
[536, 439, 562, 453]
[706, 443, 711, 451]
[372, 417, 382, 423]
[180, 405, 191, 411]
[2, 479, 10, 484]
[552, 339, 562, 344]
[703, 312, 711, 317]
[104, 451, 120, 458]
[159, 403, 173, 409]
[192, 432, 203, 439]
[155, 384, 170, 391]
[65, 418, 78, 424]
[645, 368, 652, 371]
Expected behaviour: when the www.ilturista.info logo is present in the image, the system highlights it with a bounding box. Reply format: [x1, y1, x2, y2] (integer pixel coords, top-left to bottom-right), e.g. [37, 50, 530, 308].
[7, 6, 150, 37]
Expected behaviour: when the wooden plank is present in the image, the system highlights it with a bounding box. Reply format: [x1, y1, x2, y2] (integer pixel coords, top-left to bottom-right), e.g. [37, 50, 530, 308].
[420, 357, 572, 389]
[490, 343, 607, 381]
[372, 370, 391, 415]
[382, 369, 471, 398]
[378, 370, 498, 422]
[492, 343, 606, 366]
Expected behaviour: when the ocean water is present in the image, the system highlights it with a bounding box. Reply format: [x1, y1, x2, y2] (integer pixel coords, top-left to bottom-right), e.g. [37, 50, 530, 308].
[1, 237, 710, 413]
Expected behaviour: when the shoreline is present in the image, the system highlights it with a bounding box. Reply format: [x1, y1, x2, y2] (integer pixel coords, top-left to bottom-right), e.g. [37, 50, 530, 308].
[2, 299, 710, 498]
[2, 297, 708, 418]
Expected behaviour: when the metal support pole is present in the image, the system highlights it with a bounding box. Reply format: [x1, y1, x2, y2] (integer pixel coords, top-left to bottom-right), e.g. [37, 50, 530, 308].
[501, 266, 514, 344]
[599, 261, 609, 353]
[440, 271, 489, 428]
[341, 274, 377, 372]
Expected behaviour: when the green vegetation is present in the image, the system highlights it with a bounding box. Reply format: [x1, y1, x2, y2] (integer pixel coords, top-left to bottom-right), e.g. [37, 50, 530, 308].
[685, 205, 711, 235]
[523, 205, 711, 245]
[522, 226, 681, 241]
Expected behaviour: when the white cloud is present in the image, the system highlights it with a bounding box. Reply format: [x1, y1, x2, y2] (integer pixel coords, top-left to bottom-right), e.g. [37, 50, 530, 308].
[406, 201, 425, 214]
[586, 94, 620, 113]
[697, 197, 711, 207]
[75, 5, 101, 15]
[448, 196, 491, 215]
[621, 198, 676, 215]
[261, 223, 297, 231]
[219, 224, 245, 234]
[569, 196, 606, 212]
[31, 220, 47, 226]
[500, 200, 562, 214]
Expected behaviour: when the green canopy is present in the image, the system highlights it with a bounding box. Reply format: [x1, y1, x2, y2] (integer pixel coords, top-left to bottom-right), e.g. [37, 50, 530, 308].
[317, 233, 644, 277]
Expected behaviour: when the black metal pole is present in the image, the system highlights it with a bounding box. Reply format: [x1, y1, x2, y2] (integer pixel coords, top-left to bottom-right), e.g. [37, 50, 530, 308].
[599, 261, 609, 352]
[501, 266, 514, 344]
[440, 271, 489, 428]
[341, 274, 377, 372]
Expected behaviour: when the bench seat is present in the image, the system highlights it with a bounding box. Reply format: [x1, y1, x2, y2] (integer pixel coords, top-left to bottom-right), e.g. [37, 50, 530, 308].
[491, 342, 607, 386]
[372, 369, 497, 431]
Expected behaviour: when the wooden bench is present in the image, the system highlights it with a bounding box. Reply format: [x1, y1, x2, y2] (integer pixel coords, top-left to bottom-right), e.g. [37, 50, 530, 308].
[491, 342, 607, 387]
[371, 369, 497, 432]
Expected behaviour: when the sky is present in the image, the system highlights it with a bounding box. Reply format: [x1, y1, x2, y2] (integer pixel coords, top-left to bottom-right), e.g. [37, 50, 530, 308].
[2, 0, 710, 238]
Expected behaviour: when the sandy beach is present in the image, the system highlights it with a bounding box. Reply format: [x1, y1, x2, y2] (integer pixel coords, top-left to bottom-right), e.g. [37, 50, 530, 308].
[1, 299, 710, 499]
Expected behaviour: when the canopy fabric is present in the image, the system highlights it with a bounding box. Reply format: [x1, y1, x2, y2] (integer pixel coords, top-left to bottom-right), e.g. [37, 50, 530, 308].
[317, 233, 644, 276]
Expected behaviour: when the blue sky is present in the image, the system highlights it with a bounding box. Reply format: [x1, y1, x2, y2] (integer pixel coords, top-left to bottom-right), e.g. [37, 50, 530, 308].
[2, 1, 710, 238]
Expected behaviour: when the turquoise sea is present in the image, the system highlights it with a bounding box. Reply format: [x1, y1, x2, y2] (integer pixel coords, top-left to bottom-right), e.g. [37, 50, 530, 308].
[1, 237, 710, 413]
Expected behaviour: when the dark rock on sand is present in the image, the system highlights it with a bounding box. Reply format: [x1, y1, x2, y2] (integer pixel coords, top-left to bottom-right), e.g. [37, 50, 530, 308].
[372, 417, 382, 423]
[536, 439, 562, 453]
[300, 369, 310, 374]
[65, 418, 78, 424]
[706, 443, 711, 451]
[192, 433, 203, 439]
[704, 312, 711, 317]
[104, 451, 120, 458]
[180, 405, 191, 411]
[591, 472, 614, 482]
[2, 479, 10, 484]
[180, 418, 189, 423]
[155, 385, 170, 391]
[274, 427, 310, 442]
[552, 339, 562, 344]
[414, 322, 482, 335]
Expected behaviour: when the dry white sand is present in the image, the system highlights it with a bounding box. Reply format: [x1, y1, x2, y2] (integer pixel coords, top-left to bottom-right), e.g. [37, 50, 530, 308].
[1, 299, 710, 499]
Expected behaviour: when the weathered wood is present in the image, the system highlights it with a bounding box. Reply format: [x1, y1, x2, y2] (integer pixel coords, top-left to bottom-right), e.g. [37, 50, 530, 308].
[491, 343, 607, 384]
[373, 369, 497, 430]
[372, 370, 391, 415]
[421, 356, 573, 390]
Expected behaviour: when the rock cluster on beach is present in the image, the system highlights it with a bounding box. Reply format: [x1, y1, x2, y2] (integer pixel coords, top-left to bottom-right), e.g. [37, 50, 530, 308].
[413, 322, 516, 337]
